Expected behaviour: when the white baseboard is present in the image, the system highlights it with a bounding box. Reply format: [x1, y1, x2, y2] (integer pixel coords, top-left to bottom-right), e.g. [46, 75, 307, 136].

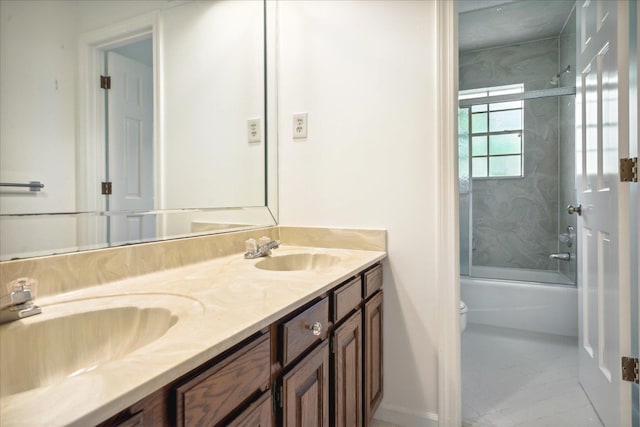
[374, 403, 439, 427]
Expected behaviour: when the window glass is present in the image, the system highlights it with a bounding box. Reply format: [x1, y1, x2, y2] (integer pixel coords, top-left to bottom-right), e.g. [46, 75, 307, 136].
[472, 112, 488, 133]
[490, 155, 522, 177]
[458, 108, 469, 135]
[472, 136, 488, 156]
[489, 134, 521, 155]
[460, 83, 524, 178]
[489, 110, 522, 132]
[472, 157, 488, 177]
[490, 100, 522, 111]
[458, 108, 470, 193]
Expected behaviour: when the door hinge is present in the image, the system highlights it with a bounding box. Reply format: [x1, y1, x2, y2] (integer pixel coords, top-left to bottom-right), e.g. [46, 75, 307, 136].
[619, 157, 638, 182]
[101, 181, 112, 195]
[622, 356, 639, 384]
[100, 75, 111, 90]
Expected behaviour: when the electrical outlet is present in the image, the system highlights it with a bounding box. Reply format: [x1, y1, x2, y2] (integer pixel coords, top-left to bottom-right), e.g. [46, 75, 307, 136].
[247, 118, 261, 143]
[293, 112, 308, 139]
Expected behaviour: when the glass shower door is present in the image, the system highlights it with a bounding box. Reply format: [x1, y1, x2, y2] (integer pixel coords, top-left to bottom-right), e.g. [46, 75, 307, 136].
[458, 91, 577, 286]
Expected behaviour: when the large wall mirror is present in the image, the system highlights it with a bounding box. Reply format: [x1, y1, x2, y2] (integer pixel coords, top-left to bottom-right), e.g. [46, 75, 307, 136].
[0, 0, 278, 260]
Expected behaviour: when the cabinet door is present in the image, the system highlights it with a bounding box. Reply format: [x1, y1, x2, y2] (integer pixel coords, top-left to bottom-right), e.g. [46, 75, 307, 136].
[282, 340, 330, 427]
[227, 392, 272, 427]
[333, 310, 362, 427]
[364, 291, 383, 427]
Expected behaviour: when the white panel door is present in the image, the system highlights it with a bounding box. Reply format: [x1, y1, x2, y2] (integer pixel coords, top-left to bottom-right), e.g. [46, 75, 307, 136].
[106, 51, 155, 245]
[576, 1, 630, 426]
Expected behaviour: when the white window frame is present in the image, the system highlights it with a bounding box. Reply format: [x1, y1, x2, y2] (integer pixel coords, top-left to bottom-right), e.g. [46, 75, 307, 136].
[460, 84, 524, 179]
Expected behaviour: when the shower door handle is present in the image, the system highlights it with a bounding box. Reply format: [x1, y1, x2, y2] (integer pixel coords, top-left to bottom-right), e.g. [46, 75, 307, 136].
[567, 204, 582, 216]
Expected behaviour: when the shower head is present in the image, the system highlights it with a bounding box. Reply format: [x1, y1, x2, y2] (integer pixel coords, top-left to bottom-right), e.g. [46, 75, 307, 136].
[549, 65, 571, 85]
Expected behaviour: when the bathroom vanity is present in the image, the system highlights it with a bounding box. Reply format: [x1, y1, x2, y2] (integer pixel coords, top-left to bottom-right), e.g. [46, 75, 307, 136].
[98, 263, 383, 427]
[0, 227, 386, 427]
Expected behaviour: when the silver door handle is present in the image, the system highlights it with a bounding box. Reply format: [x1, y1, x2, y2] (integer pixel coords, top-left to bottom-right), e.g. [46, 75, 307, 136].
[567, 204, 582, 216]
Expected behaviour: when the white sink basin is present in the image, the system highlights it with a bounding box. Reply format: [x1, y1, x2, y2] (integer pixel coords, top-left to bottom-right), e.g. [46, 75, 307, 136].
[0, 294, 202, 397]
[254, 253, 341, 271]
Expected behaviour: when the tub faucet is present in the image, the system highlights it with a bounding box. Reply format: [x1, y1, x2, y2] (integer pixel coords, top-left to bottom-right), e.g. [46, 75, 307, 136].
[245, 238, 280, 259]
[0, 278, 42, 324]
[549, 252, 572, 261]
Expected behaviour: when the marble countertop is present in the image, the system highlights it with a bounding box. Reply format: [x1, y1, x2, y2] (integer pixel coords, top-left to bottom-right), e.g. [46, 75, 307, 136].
[0, 245, 385, 427]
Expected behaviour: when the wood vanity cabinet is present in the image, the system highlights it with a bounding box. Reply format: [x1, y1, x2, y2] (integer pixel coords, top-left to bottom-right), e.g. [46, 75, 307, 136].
[97, 333, 272, 427]
[97, 263, 384, 427]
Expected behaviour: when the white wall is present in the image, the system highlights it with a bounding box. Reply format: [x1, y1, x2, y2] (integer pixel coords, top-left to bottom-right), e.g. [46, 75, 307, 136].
[277, 1, 442, 424]
[160, 0, 265, 209]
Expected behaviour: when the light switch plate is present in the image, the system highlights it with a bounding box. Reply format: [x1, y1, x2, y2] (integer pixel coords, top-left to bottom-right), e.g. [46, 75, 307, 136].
[247, 118, 261, 143]
[293, 112, 308, 139]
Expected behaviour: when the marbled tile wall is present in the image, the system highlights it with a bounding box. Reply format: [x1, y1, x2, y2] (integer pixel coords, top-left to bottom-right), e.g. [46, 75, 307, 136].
[558, 8, 577, 283]
[460, 38, 560, 271]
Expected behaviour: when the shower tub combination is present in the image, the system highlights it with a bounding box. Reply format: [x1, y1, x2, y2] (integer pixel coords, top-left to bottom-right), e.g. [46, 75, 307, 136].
[457, 85, 578, 337]
[460, 272, 577, 337]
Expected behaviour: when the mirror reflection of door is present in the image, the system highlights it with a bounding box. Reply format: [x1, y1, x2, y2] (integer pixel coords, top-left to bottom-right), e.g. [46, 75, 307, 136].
[105, 39, 155, 245]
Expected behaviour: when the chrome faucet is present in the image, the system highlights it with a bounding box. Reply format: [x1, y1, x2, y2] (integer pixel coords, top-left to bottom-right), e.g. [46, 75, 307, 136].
[549, 252, 572, 261]
[245, 237, 280, 259]
[0, 278, 42, 324]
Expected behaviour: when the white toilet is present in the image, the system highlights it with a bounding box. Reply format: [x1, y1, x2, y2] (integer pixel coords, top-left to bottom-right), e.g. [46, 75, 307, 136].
[460, 301, 468, 333]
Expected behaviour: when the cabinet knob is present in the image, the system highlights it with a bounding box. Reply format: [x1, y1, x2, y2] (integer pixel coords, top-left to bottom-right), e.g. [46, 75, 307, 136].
[308, 322, 322, 336]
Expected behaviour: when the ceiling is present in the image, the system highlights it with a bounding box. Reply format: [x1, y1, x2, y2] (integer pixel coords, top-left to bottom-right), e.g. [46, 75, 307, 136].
[458, 0, 576, 52]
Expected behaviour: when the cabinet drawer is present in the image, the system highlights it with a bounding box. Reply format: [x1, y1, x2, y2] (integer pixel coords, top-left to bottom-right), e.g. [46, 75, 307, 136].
[226, 391, 272, 427]
[332, 277, 362, 323]
[281, 297, 329, 366]
[175, 333, 271, 427]
[363, 265, 383, 299]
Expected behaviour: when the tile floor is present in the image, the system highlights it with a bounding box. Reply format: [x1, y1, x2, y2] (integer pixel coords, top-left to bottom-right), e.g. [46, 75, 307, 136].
[462, 324, 603, 427]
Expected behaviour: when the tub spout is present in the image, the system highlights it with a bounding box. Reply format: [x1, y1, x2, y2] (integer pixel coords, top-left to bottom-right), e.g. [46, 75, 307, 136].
[549, 252, 572, 261]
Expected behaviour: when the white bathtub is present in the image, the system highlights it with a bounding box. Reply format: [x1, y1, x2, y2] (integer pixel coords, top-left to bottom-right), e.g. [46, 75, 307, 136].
[460, 275, 578, 337]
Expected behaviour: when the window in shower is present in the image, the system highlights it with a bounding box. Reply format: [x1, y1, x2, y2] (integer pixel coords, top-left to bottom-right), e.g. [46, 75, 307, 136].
[460, 84, 524, 178]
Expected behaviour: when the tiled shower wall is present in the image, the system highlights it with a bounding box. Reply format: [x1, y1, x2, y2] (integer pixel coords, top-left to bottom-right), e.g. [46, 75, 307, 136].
[460, 38, 562, 271]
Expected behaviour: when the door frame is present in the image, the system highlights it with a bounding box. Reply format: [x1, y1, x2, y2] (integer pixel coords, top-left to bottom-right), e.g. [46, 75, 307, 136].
[76, 12, 161, 247]
[440, 1, 638, 425]
[435, 1, 461, 425]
